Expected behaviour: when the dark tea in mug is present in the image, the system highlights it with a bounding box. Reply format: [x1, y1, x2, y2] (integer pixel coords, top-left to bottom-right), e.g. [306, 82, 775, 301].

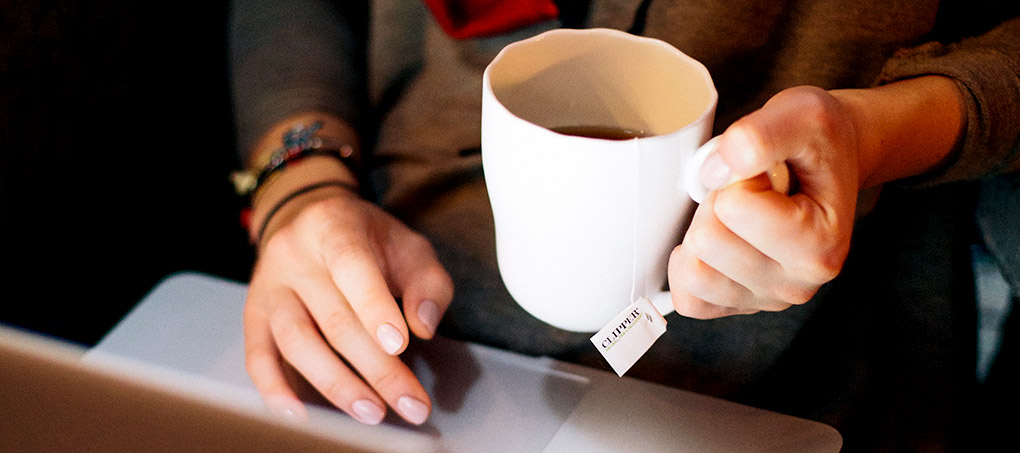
[550, 125, 651, 140]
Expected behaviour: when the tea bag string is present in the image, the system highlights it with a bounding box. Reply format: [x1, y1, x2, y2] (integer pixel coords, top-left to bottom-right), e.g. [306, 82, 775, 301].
[630, 138, 646, 303]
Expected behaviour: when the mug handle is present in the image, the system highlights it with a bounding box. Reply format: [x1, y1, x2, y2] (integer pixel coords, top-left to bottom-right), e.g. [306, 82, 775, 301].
[649, 291, 675, 317]
[648, 138, 793, 318]
[682, 136, 792, 203]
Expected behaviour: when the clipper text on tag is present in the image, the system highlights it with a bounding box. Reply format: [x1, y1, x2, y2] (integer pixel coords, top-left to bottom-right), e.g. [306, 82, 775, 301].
[590, 297, 667, 376]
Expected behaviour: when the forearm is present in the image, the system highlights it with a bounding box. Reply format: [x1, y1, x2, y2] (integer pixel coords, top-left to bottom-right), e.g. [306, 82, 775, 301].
[831, 75, 965, 189]
[858, 16, 1020, 186]
[229, 0, 370, 161]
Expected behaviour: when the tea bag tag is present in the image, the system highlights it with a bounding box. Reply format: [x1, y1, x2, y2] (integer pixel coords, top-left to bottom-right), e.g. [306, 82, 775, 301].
[590, 297, 667, 376]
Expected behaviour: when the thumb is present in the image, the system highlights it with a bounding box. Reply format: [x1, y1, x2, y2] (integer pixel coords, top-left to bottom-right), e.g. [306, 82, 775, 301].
[700, 127, 793, 195]
[712, 126, 778, 182]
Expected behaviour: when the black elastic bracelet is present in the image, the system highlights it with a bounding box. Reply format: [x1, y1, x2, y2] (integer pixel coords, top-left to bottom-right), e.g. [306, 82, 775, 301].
[253, 180, 359, 246]
[256, 147, 352, 192]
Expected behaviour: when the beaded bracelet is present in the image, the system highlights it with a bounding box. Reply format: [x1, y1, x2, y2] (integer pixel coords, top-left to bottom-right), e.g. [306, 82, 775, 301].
[230, 121, 356, 200]
[232, 121, 358, 233]
[252, 180, 360, 246]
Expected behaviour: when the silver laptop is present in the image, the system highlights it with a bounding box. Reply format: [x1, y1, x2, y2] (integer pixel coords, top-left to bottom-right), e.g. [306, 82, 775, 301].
[1, 272, 841, 452]
[0, 323, 435, 452]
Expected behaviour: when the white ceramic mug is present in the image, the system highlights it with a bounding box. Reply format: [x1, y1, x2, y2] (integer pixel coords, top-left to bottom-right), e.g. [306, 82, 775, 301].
[482, 28, 783, 332]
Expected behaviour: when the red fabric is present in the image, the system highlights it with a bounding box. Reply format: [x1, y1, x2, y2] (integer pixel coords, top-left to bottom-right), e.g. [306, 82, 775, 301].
[423, 0, 559, 39]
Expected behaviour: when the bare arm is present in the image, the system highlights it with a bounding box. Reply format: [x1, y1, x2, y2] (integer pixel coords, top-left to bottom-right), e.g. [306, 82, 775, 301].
[837, 75, 965, 189]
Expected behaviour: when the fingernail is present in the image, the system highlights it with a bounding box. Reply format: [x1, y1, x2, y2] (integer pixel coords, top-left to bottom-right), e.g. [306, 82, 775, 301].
[700, 152, 732, 190]
[397, 395, 430, 425]
[265, 395, 307, 423]
[720, 129, 758, 173]
[417, 299, 441, 335]
[376, 323, 404, 355]
[351, 399, 386, 425]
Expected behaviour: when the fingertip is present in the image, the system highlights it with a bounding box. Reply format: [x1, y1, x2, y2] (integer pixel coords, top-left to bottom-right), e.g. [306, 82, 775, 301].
[725, 173, 779, 198]
[712, 175, 795, 230]
[265, 394, 309, 423]
[402, 264, 454, 340]
[397, 395, 430, 425]
[416, 299, 442, 338]
[716, 127, 761, 177]
[351, 399, 386, 425]
[376, 322, 406, 355]
[699, 152, 732, 191]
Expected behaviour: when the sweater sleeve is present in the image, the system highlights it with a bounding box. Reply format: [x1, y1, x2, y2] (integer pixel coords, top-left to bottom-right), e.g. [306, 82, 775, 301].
[876, 17, 1020, 186]
[229, 0, 370, 161]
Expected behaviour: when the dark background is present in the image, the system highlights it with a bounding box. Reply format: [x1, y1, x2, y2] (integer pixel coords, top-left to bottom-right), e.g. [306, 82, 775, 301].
[3, 2, 1019, 449]
[1, 1, 253, 345]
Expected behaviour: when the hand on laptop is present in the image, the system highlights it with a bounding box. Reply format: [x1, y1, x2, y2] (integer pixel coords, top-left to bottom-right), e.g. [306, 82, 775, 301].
[240, 120, 455, 425]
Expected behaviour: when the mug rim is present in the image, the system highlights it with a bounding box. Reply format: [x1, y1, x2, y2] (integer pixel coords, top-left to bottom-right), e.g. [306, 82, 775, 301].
[482, 27, 719, 141]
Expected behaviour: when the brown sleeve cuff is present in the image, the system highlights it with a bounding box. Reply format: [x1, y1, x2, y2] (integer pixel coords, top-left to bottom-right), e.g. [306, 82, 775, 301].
[874, 19, 1020, 187]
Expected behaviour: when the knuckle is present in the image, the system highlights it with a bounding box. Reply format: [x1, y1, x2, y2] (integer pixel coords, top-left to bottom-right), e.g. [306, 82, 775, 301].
[757, 299, 793, 312]
[711, 195, 747, 226]
[667, 246, 684, 278]
[788, 223, 847, 286]
[320, 310, 363, 346]
[810, 258, 843, 285]
[675, 263, 709, 298]
[321, 376, 355, 405]
[366, 366, 406, 394]
[671, 297, 695, 318]
[425, 264, 455, 298]
[396, 230, 438, 265]
[797, 90, 844, 146]
[683, 226, 715, 257]
[795, 87, 830, 116]
[672, 291, 710, 320]
[687, 305, 726, 320]
[668, 247, 702, 290]
[769, 87, 842, 148]
[801, 245, 846, 285]
[727, 119, 768, 159]
[405, 230, 433, 253]
[771, 284, 816, 306]
[323, 238, 372, 272]
[269, 318, 311, 354]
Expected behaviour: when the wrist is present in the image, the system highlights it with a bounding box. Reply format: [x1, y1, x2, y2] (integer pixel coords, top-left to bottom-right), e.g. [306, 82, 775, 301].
[236, 113, 364, 245]
[827, 88, 875, 189]
[245, 113, 362, 171]
[247, 156, 360, 247]
[830, 75, 965, 189]
[235, 114, 362, 199]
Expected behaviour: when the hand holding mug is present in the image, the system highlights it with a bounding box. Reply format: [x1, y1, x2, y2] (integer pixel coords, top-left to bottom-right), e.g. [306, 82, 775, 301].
[669, 86, 860, 318]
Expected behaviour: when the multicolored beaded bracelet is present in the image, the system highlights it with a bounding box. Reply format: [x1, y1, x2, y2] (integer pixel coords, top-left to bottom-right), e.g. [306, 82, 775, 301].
[230, 121, 355, 199]
[231, 121, 357, 232]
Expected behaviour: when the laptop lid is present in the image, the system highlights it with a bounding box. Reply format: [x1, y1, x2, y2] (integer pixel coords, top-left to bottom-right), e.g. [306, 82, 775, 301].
[0, 323, 437, 452]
